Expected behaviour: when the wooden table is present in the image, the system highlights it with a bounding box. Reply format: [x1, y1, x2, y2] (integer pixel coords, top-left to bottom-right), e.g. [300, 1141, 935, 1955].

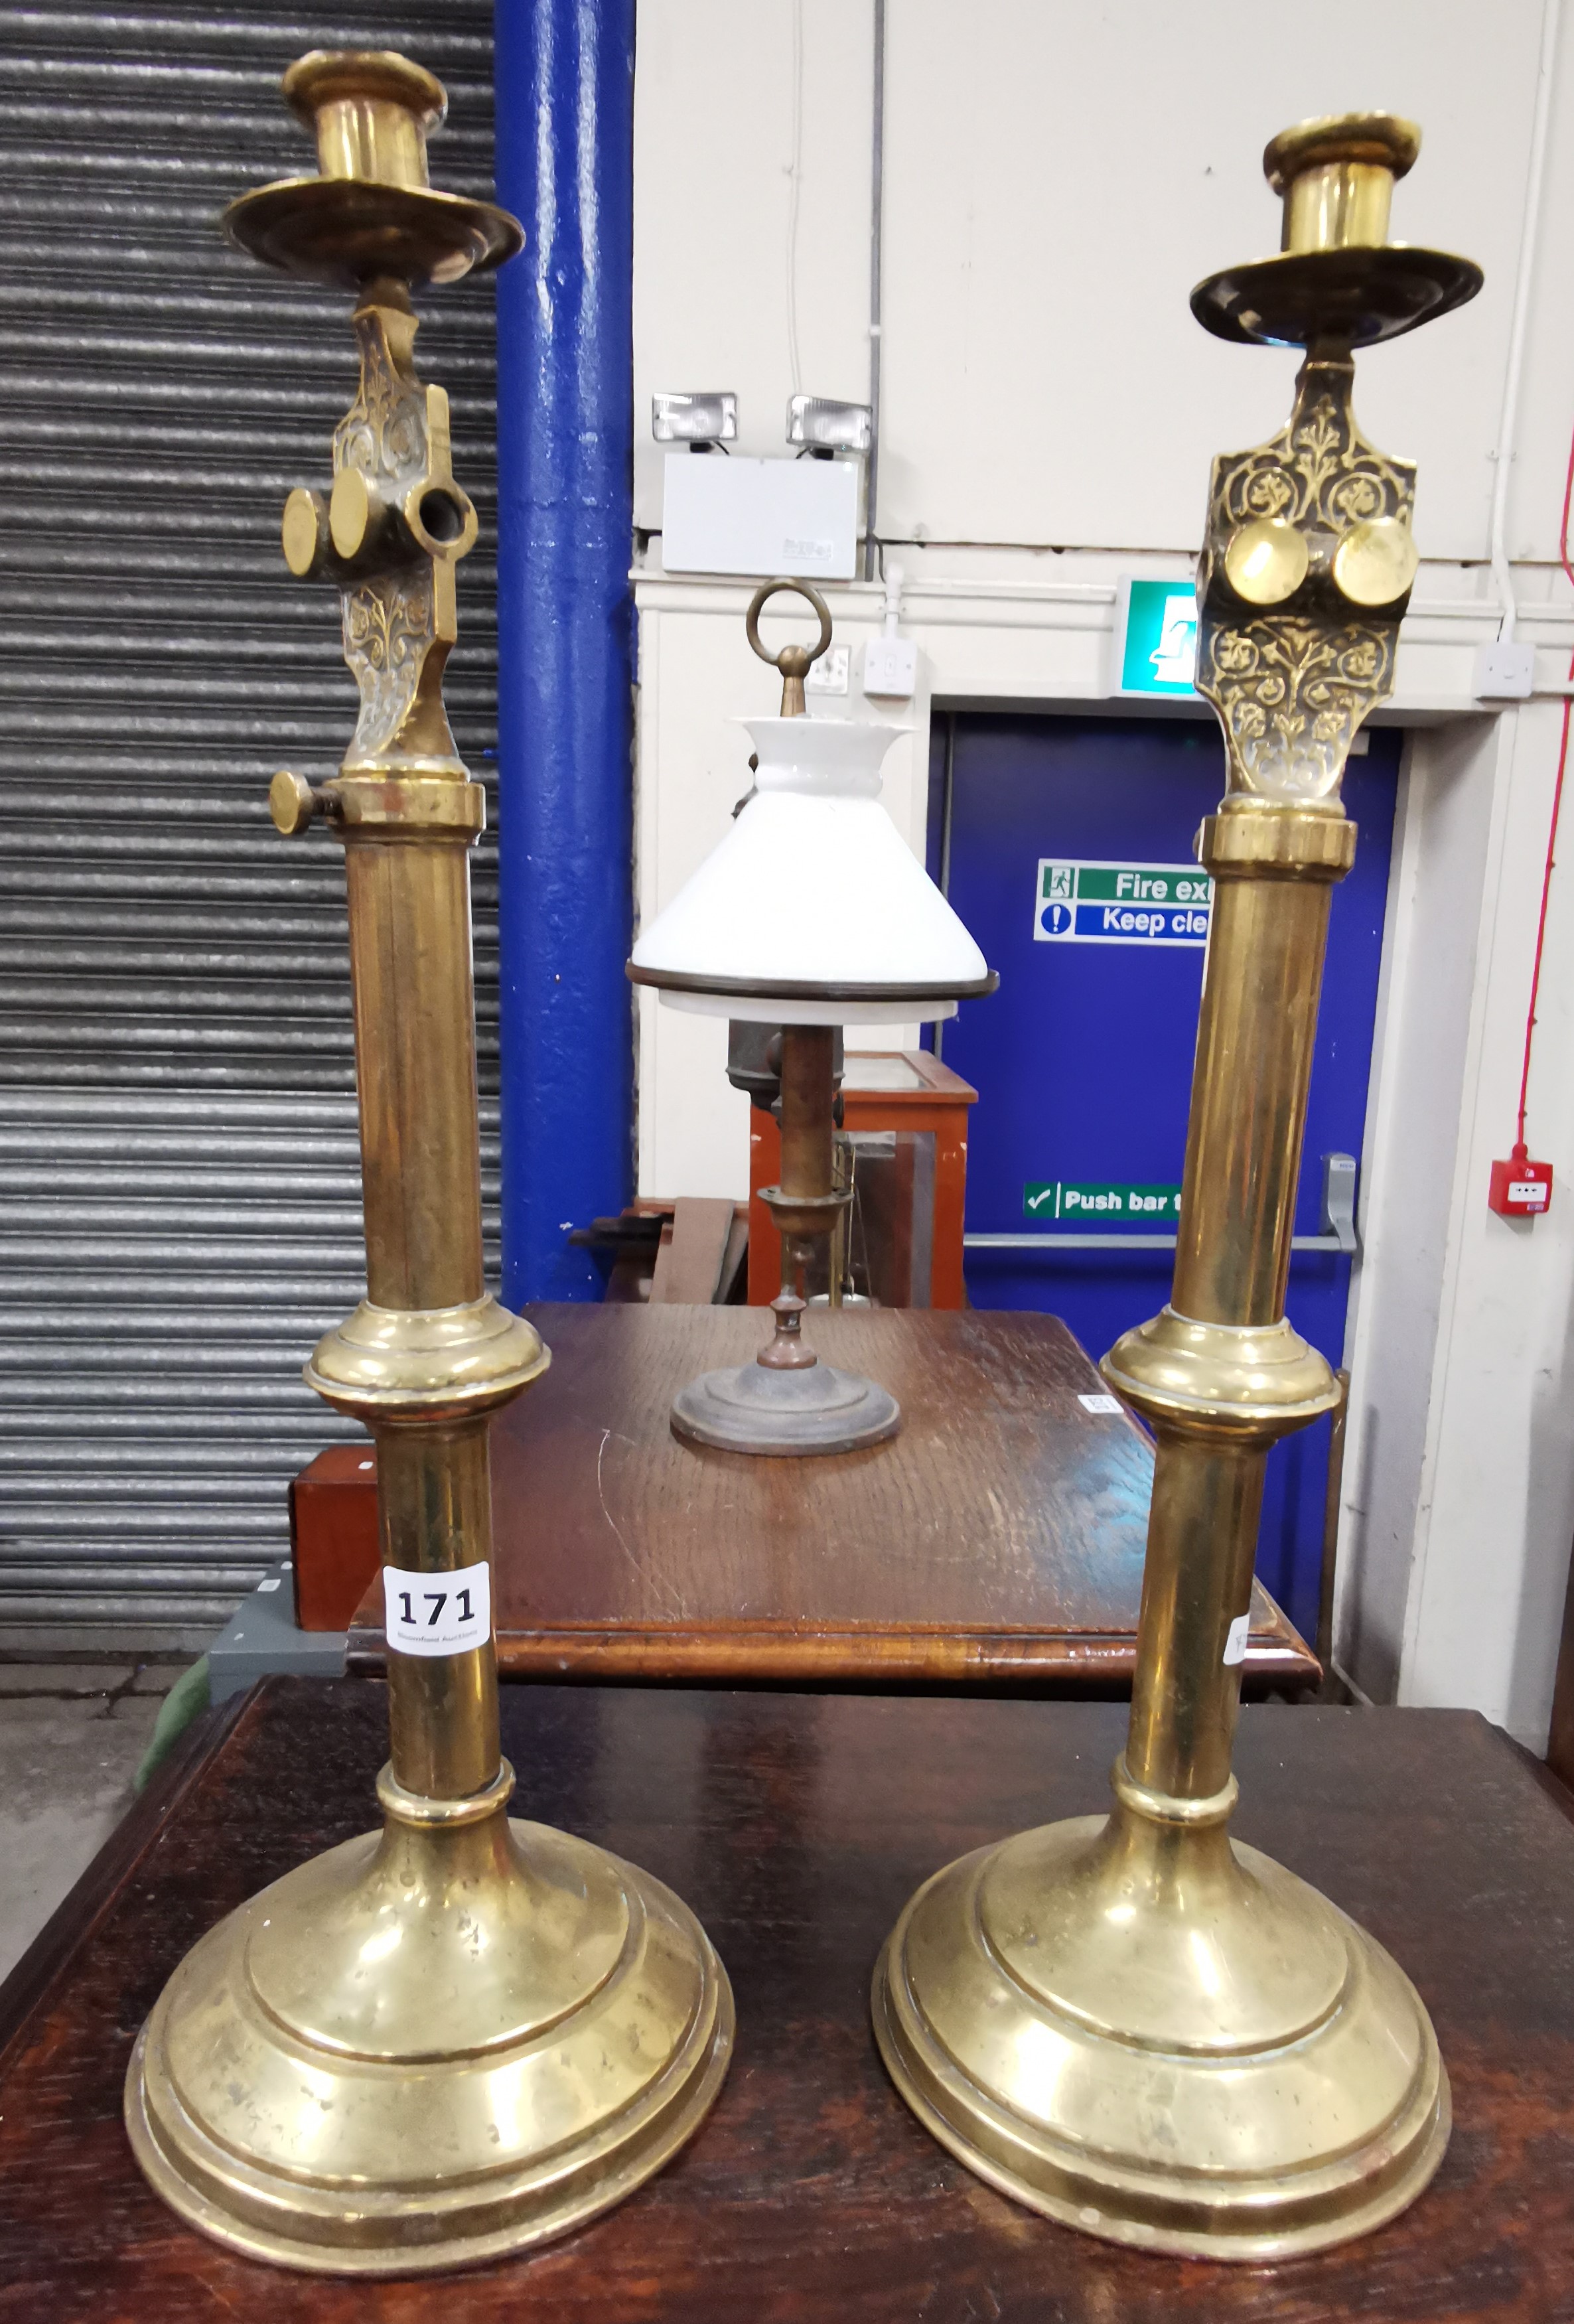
[345, 1303, 1316, 1690]
[3, 1678, 1572, 2320]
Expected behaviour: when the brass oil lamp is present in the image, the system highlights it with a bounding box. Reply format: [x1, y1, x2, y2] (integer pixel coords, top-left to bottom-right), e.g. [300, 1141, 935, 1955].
[629, 578, 996, 1453]
[123, 52, 733, 2274]
[873, 116, 1482, 2258]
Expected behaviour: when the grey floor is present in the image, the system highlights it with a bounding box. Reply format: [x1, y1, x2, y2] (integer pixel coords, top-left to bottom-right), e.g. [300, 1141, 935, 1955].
[0, 1664, 179, 1982]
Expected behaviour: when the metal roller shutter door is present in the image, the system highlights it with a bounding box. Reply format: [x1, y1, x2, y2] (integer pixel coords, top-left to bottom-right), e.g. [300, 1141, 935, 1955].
[0, 2, 502, 1647]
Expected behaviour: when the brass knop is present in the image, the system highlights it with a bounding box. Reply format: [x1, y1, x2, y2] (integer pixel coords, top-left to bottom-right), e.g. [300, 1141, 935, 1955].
[1266, 112, 1419, 255]
[283, 48, 444, 190]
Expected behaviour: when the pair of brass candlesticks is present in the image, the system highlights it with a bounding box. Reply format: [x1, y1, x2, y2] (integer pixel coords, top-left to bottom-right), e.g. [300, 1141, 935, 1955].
[122, 54, 1480, 2277]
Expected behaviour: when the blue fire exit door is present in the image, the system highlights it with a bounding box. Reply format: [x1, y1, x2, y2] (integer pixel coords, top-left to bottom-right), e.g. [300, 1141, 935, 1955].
[932, 711, 1399, 1644]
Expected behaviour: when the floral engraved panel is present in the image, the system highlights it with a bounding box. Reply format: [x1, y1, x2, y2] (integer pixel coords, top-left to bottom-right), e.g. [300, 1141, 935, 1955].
[329, 303, 455, 769]
[1197, 356, 1412, 802]
[342, 569, 435, 758]
[334, 309, 427, 490]
[1199, 617, 1392, 798]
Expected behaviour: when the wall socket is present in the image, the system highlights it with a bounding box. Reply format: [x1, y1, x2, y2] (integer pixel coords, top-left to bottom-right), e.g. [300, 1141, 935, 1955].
[805, 645, 849, 695]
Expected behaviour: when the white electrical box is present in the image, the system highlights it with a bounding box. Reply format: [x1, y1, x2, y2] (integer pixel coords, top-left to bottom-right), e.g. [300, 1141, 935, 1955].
[863, 635, 918, 698]
[1473, 642, 1536, 701]
[660, 453, 859, 580]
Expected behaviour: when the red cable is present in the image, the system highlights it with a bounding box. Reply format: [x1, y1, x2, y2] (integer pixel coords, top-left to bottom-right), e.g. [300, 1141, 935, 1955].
[1513, 414, 1574, 1153]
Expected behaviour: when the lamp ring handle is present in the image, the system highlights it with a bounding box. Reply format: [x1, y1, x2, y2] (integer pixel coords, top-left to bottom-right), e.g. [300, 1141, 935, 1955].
[745, 577, 834, 674]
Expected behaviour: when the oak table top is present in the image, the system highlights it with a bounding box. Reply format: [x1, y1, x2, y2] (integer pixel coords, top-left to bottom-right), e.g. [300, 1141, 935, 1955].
[1, 1678, 1571, 2321]
[346, 1303, 1316, 1690]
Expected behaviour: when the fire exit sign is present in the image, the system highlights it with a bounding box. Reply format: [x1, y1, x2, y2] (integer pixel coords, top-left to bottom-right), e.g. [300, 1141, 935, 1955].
[1111, 576, 1198, 695]
[1035, 859, 1213, 946]
[1024, 1181, 1183, 1222]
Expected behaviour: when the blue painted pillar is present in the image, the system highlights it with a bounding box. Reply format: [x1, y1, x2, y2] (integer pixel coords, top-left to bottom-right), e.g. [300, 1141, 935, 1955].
[494, 0, 635, 1302]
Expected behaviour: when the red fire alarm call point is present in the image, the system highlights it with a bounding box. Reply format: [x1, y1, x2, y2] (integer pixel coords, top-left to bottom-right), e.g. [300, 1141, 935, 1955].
[1488, 1143, 1553, 1218]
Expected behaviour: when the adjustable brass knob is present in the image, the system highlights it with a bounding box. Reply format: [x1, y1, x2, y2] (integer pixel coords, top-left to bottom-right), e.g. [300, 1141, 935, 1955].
[328, 467, 389, 561]
[269, 770, 339, 836]
[281, 487, 330, 578]
[1222, 516, 1309, 607]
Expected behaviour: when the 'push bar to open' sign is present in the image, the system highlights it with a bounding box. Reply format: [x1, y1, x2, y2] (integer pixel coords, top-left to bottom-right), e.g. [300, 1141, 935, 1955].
[1035, 859, 1212, 947]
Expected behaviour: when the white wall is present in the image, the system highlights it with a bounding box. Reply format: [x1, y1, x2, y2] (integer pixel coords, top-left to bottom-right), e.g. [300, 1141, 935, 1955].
[635, 0, 1574, 559]
[632, 1, 873, 524]
[630, 0, 1574, 1745]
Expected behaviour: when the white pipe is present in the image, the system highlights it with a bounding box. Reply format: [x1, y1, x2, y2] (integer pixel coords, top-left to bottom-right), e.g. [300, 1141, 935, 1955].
[863, 0, 886, 583]
[881, 559, 903, 634]
[1490, 0, 1561, 645]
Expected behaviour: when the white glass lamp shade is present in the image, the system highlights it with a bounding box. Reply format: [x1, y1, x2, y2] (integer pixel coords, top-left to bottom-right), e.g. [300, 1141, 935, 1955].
[628, 718, 996, 1025]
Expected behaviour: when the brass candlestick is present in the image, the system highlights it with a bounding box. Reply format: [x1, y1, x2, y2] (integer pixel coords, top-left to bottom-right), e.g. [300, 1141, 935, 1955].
[874, 115, 1481, 2260]
[124, 52, 732, 2275]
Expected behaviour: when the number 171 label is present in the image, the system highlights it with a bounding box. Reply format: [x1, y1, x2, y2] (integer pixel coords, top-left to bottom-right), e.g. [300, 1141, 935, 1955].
[382, 1560, 492, 1658]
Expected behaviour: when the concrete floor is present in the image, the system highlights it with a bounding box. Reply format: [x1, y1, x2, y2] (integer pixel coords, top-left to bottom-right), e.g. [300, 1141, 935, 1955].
[0, 1664, 179, 1983]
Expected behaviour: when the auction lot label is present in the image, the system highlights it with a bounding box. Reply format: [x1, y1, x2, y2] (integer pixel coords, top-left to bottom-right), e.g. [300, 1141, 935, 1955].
[383, 1560, 491, 1658]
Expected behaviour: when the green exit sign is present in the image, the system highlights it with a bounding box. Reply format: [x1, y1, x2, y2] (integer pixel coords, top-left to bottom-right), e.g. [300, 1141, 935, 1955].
[1112, 577, 1198, 697]
[1024, 1181, 1183, 1223]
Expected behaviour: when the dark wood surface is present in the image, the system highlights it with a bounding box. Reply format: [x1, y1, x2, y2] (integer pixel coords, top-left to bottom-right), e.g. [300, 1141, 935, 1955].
[346, 1303, 1316, 1689]
[2, 1677, 1573, 2319]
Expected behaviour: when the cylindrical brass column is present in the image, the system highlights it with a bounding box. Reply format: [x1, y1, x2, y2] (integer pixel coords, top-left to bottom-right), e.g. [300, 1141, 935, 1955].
[873, 115, 1482, 2260]
[122, 51, 732, 2276]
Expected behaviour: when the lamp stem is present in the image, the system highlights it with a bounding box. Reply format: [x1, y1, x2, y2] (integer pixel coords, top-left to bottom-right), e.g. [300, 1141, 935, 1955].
[778, 1024, 835, 1202]
[775, 1022, 835, 1299]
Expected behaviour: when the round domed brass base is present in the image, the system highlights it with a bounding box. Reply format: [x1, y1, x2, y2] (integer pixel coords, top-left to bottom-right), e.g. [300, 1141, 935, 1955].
[873, 1786, 1449, 2261]
[125, 1769, 733, 2276]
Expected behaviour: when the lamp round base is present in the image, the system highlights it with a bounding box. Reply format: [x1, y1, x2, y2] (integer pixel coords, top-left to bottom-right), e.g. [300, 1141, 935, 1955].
[670, 1356, 900, 1455]
[873, 1812, 1449, 2262]
[125, 1808, 733, 2276]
